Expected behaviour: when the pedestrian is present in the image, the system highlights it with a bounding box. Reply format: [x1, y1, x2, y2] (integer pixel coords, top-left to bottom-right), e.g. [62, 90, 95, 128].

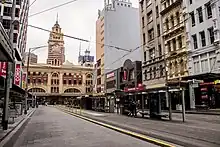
[131, 101, 136, 117]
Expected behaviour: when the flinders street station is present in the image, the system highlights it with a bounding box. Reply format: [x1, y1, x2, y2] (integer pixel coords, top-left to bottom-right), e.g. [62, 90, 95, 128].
[23, 19, 94, 105]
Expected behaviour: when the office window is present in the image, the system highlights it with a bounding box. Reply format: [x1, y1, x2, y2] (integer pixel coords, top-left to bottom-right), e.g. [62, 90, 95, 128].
[170, 15, 174, 28]
[192, 34, 198, 49]
[147, 11, 153, 22]
[3, 7, 11, 16]
[178, 36, 182, 49]
[193, 61, 200, 73]
[167, 41, 171, 52]
[14, 21, 19, 30]
[190, 11, 195, 27]
[157, 24, 160, 36]
[2, 19, 10, 29]
[197, 7, 203, 23]
[148, 28, 154, 41]
[144, 51, 146, 61]
[200, 31, 206, 47]
[206, 2, 212, 19]
[15, 8, 19, 17]
[140, 1, 143, 11]
[13, 33, 18, 43]
[142, 17, 145, 28]
[143, 33, 146, 44]
[208, 27, 214, 44]
[158, 45, 162, 56]
[201, 59, 208, 72]
[189, 0, 192, 4]
[160, 65, 163, 77]
[172, 38, 176, 51]
[149, 48, 155, 60]
[16, 0, 21, 5]
[156, 6, 159, 17]
[176, 12, 180, 24]
[165, 18, 169, 31]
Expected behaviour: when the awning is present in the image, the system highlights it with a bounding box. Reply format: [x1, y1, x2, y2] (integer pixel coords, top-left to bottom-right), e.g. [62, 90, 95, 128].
[182, 73, 220, 81]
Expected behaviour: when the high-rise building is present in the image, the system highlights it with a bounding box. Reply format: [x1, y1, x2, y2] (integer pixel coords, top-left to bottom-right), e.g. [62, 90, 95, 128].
[47, 16, 65, 66]
[23, 52, 38, 64]
[185, 0, 220, 109]
[95, 0, 141, 93]
[0, 0, 29, 61]
[78, 43, 94, 67]
[140, 0, 166, 93]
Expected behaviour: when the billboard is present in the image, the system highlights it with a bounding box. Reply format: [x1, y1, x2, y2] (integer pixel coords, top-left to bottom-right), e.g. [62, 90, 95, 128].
[14, 62, 22, 87]
[0, 62, 7, 78]
[22, 72, 27, 89]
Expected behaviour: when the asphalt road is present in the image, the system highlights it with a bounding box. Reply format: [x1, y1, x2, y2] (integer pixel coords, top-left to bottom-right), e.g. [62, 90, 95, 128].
[13, 106, 159, 147]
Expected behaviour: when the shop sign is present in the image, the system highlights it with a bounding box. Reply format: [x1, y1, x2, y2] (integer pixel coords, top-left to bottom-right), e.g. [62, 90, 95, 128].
[106, 72, 115, 79]
[200, 82, 214, 86]
[214, 80, 220, 84]
[123, 70, 127, 81]
[124, 84, 145, 92]
[22, 72, 27, 89]
[0, 62, 7, 78]
[14, 62, 22, 87]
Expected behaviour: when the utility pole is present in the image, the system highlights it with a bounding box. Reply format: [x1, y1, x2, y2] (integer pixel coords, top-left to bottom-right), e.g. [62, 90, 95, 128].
[2, 0, 16, 130]
[164, 55, 172, 121]
[24, 48, 31, 114]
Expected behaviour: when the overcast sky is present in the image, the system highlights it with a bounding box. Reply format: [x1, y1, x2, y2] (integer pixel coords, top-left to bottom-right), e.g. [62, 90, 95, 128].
[27, 0, 139, 64]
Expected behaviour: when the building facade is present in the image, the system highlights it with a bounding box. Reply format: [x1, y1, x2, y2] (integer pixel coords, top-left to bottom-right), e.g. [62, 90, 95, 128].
[95, 0, 141, 94]
[47, 18, 65, 66]
[140, 0, 166, 92]
[161, 0, 188, 80]
[23, 63, 93, 104]
[0, 0, 29, 61]
[23, 52, 38, 64]
[185, 0, 220, 109]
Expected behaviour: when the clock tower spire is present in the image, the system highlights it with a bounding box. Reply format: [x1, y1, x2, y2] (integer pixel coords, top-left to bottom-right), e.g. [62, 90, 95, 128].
[47, 14, 65, 66]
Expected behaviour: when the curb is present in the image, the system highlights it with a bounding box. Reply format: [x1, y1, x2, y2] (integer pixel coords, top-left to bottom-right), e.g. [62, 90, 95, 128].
[163, 111, 220, 116]
[57, 106, 177, 147]
[0, 109, 36, 147]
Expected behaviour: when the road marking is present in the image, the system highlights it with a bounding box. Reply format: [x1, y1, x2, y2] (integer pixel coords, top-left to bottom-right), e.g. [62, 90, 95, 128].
[56, 106, 176, 147]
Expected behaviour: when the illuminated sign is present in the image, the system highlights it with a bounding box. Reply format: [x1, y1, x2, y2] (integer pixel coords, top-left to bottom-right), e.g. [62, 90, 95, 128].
[106, 72, 115, 79]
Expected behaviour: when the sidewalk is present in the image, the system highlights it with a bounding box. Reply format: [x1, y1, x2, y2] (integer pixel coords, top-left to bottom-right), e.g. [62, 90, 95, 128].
[56, 105, 220, 147]
[0, 108, 35, 143]
[163, 109, 220, 115]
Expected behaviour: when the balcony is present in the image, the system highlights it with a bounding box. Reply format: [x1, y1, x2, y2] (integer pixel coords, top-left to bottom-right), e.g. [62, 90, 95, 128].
[160, 0, 182, 15]
[142, 56, 165, 68]
[166, 47, 187, 59]
[163, 22, 185, 38]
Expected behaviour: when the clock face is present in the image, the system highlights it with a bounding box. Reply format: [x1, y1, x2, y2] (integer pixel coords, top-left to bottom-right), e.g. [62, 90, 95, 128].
[51, 44, 61, 53]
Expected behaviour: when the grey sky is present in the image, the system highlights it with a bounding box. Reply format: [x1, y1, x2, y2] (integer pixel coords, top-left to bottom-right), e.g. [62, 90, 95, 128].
[27, 0, 139, 64]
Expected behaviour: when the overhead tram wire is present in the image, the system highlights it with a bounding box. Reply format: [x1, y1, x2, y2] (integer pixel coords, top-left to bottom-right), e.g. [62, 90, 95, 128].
[27, 24, 132, 52]
[104, 0, 220, 70]
[29, 0, 37, 8]
[28, 0, 79, 17]
[26, 0, 220, 69]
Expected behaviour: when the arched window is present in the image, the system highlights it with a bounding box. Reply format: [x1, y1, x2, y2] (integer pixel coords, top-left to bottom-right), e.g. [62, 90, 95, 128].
[64, 88, 81, 93]
[86, 74, 92, 79]
[28, 88, 46, 93]
[52, 73, 59, 77]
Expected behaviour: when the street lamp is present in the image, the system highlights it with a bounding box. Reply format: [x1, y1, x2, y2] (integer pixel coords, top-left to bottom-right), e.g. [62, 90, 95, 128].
[24, 45, 47, 114]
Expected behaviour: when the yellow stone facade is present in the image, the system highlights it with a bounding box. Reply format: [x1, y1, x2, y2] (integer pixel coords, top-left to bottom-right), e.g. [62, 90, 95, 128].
[161, 0, 188, 80]
[23, 63, 93, 99]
